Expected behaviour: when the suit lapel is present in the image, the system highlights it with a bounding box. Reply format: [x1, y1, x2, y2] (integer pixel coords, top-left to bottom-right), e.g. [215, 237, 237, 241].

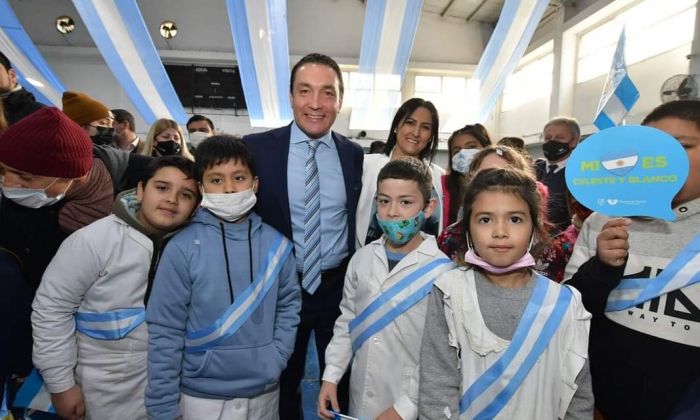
[275, 125, 293, 233]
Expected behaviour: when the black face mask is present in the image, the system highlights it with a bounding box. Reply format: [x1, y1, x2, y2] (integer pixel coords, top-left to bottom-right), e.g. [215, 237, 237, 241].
[155, 140, 181, 156]
[91, 126, 115, 146]
[542, 140, 570, 162]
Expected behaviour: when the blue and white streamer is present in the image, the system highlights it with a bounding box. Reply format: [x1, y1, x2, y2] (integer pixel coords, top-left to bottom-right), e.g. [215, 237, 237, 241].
[185, 235, 293, 353]
[72, 0, 187, 125]
[350, 0, 423, 130]
[606, 233, 700, 312]
[593, 29, 640, 131]
[226, 0, 292, 128]
[349, 258, 452, 352]
[0, 0, 65, 106]
[471, 0, 549, 122]
[75, 308, 145, 340]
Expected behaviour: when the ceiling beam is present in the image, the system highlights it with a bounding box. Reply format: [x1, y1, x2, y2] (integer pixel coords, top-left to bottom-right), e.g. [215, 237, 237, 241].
[440, 0, 457, 17]
[466, 0, 489, 22]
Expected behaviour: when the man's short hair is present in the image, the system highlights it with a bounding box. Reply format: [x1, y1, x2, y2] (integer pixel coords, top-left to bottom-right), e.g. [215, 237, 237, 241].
[289, 53, 344, 100]
[186, 114, 214, 131]
[543, 117, 581, 141]
[193, 135, 255, 182]
[0, 51, 11, 71]
[112, 109, 135, 131]
[642, 100, 700, 129]
[377, 157, 433, 203]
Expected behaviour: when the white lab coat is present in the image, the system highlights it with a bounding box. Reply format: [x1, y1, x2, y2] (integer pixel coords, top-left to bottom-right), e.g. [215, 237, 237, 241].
[32, 214, 152, 420]
[323, 233, 449, 420]
[355, 153, 445, 249]
[434, 268, 590, 419]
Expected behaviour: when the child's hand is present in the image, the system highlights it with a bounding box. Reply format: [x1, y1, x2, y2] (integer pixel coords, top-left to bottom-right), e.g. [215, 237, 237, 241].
[596, 218, 631, 267]
[318, 380, 340, 419]
[51, 385, 85, 420]
[376, 407, 403, 420]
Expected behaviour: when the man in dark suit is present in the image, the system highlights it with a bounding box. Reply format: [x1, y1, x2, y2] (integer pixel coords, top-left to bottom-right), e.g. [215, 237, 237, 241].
[244, 53, 363, 419]
[535, 116, 581, 234]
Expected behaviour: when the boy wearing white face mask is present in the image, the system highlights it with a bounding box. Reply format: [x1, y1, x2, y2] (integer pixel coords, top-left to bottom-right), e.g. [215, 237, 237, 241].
[318, 157, 453, 420]
[145, 135, 301, 420]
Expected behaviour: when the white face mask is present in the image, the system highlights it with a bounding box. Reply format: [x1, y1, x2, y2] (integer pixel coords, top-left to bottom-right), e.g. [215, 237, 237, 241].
[451, 148, 481, 174]
[200, 188, 257, 222]
[1, 178, 73, 209]
[189, 131, 211, 147]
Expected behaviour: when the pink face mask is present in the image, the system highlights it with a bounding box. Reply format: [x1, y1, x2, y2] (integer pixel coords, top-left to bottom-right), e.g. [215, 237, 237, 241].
[464, 249, 535, 274]
[464, 234, 536, 274]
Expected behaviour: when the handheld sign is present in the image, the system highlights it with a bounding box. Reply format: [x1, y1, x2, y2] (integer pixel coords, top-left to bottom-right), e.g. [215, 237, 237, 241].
[566, 125, 689, 221]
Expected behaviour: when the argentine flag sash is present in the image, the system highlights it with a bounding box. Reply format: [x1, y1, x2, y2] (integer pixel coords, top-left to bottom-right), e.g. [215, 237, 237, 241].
[185, 235, 293, 353]
[349, 258, 453, 352]
[13, 369, 55, 414]
[606, 233, 700, 312]
[75, 308, 145, 340]
[460, 275, 573, 419]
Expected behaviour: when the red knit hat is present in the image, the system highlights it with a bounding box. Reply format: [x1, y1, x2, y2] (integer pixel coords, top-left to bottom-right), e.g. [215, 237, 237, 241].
[0, 107, 93, 178]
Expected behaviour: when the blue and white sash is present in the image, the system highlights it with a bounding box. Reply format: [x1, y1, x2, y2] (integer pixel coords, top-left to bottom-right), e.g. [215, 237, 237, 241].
[185, 235, 293, 353]
[75, 308, 145, 340]
[349, 258, 453, 352]
[460, 275, 573, 419]
[606, 234, 700, 312]
[13, 369, 55, 414]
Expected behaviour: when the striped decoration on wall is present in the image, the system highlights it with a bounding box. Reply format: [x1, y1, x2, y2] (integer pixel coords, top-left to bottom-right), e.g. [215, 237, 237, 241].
[226, 0, 292, 128]
[0, 0, 65, 106]
[350, 0, 423, 130]
[72, 0, 188, 125]
[473, 0, 549, 122]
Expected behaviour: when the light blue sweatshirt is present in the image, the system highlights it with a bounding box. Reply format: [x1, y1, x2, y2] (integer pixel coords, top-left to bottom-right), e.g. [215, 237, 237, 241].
[145, 209, 301, 420]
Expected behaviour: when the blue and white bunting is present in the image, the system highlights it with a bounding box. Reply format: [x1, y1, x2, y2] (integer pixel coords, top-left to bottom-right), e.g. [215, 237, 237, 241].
[72, 0, 188, 125]
[471, 0, 549, 122]
[350, 0, 423, 130]
[0, 0, 66, 106]
[226, 0, 292, 128]
[594, 28, 640, 131]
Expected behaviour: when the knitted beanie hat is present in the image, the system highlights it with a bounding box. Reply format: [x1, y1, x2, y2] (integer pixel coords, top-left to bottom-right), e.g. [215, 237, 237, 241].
[62, 91, 111, 126]
[0, 107, 93, 178]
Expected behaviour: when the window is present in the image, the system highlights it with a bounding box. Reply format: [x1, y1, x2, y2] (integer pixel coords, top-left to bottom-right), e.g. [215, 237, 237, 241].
[501, 53, 554, 112]
[577, 0, 696, 83]
[413, 75, 478, 132]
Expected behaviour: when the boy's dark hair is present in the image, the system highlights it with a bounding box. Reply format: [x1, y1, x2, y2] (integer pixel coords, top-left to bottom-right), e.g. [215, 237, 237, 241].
[0, 51, 11, 71]
[642, 100, 700, 128]
[384, 98, 440, 162]
[290, 53, 344, 100]
[194, 135, 254, 182]
[186, 114, 214, 131]
[461, 168, 548, 260]
[112, 109, 135, 131]
[497, 136, 525, 151]
[140, 155, 198, 191]
[369, 140, 386, 154]
[377, 157, 433, 203]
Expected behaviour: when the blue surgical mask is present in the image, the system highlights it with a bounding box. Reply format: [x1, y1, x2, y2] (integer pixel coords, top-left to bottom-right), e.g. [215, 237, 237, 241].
[1, 178, 73, 208]
[376, 211, 425, 246]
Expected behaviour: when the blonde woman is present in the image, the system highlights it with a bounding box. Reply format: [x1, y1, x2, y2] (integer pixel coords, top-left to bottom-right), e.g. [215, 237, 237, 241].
[138, 118, 194, 160]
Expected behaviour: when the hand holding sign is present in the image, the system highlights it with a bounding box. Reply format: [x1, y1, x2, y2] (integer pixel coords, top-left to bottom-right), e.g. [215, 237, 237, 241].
[596, 218, 631, 266]
[566, 125, 689, 221]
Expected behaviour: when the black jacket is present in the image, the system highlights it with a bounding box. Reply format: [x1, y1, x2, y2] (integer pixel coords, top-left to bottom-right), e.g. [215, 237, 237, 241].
[2, 87, 45, 125]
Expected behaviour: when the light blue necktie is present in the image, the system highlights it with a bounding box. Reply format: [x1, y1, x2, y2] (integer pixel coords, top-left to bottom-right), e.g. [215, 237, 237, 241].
[302, 140, 322, 294]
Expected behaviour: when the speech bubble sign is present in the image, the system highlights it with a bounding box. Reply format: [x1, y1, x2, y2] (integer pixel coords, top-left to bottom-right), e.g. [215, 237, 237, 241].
[566, 125, 689, 221]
